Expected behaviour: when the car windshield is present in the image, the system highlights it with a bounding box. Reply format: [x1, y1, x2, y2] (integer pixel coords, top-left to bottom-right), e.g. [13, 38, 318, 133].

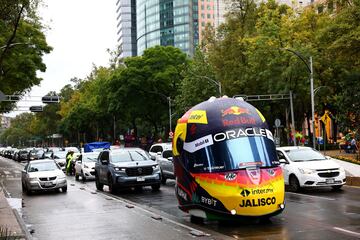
[286, 149, 326, 162]
[53, 151, 67, 159]
[83, 153, 99, 162]
[111, 150, 150, 163]
[183, 135, 278, 173]
[163, 150, 172, 159]
[28, 161, 59, 172]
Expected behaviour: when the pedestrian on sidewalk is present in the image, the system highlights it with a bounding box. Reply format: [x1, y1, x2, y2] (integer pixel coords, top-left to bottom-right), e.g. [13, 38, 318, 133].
[350, 136, 357, 154]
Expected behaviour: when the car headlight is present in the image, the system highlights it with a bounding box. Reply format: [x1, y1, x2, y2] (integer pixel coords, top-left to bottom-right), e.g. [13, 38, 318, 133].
[152, 164, 160, 171]
[29, 177, 38, 181]
[339, 167, 345, 173]
[114, 167, 125, 172]
[298, 168, 315, 174]
[84, 164, 89, 168]
[58, 175, 66, 179]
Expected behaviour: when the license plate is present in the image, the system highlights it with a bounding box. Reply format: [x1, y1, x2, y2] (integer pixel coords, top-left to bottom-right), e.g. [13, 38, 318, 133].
[326, 178, 335, 184]
[136, 177, 145, 182]
[44, 181, 53, 186]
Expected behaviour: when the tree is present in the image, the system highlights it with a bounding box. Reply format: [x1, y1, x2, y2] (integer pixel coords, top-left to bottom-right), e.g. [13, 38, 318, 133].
[0, 0, 52, 112]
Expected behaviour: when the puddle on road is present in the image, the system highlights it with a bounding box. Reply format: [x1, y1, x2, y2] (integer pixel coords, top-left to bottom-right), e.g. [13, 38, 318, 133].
[6, 197, 22, 210]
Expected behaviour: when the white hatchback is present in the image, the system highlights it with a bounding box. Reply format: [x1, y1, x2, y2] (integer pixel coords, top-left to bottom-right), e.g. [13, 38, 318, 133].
[74, 152, 99, 181]
[276, 146, 346, 191]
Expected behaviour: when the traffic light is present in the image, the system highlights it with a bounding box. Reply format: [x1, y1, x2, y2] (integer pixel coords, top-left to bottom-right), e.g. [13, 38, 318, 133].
[29, 106, 43, 112]
[42, 95, 59, 103]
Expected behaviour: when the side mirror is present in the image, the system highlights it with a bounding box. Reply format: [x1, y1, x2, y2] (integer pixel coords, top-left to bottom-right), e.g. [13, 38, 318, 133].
[150, 155, 156, 161]
[279, 159, 288, 164]
[157, 152, 162, 156]
[325, 156, 331, 160]
[167, 157, 173, 162]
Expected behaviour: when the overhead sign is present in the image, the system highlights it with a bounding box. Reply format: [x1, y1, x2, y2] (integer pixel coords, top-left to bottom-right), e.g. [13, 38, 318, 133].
[29, 106, 43, 112]
[42, 95, 59, 103]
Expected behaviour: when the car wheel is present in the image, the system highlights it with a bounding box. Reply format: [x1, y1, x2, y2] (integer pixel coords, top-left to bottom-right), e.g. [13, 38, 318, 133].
[75, 173, 79, 181]
[151, 184, 161, 191]
[95, 175, 103, 191]
[81, 171, 86, 182]
[161, 171, 167, 184]
[332, 185, 343, 191]
[62, 186, 67, 192]
[108, 175, 116, 194]
[289, 175, 300, 192]
[190, 215, 203, 224]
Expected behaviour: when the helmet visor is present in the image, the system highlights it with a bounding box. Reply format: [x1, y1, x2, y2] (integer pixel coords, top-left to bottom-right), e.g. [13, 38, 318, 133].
[183, 136, 278, 173]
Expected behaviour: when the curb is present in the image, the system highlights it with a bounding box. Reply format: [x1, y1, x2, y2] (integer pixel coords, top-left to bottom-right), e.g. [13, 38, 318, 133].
[346, 176, 360, 187]
[0, 184, 32, 240]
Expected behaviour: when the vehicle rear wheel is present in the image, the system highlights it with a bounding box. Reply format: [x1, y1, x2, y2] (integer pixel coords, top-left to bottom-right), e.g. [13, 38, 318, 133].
[81, 171, 86, 182]
[289, 175, 300, 192]
[95, 175, 103, 191]
[332, 185, 343, 191]
[62, 186, 67, 192]
[161, 173, 167, 184]
[151, 184, 161, 191]
[108, 175, 116, 194]
[190, 215, 204, 224]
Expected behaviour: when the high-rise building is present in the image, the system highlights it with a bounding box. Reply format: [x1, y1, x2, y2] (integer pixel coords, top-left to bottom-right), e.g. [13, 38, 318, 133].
[136, 0, 198, 56]
[116, 0, 230, 56]
[116, 0, 137, 58]
[198, 0, 230, 42]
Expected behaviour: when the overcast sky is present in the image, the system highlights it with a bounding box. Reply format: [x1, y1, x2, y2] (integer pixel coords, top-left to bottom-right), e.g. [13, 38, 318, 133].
[5, 0, 118, 116]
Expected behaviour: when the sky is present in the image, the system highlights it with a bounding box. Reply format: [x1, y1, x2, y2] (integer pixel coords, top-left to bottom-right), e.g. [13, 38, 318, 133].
[5, 0, 118, 117]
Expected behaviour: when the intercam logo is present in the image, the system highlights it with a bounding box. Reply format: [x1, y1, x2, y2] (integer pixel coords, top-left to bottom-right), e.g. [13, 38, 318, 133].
[188, 110, 208, 124]
[240, 189, 251, 197]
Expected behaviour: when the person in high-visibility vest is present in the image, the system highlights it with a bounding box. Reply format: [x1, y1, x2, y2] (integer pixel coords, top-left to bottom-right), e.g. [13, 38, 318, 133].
[66, 151, 74, 175]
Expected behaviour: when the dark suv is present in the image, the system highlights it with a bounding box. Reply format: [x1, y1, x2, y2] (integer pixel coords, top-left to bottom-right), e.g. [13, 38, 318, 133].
[94, 148, 161, 193]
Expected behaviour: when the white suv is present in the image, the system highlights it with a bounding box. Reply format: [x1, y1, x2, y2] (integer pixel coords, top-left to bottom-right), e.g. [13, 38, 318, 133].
[149, 143, 173, 184]
[277, 146, 346, 192]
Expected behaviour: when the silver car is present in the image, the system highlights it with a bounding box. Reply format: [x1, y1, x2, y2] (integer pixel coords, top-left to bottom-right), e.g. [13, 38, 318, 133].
[21, 160, 67, 194]
[157, 149, 174, 184]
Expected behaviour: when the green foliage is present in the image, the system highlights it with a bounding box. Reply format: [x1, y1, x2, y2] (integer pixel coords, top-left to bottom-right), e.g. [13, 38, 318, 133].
[0, 0, 52, 112]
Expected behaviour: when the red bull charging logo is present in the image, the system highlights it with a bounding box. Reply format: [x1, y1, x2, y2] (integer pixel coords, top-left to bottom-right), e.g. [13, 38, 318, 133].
[222, 106, 250, 117]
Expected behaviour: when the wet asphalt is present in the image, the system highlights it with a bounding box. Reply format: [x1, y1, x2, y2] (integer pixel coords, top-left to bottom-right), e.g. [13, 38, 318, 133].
[0, 156, 360, 240]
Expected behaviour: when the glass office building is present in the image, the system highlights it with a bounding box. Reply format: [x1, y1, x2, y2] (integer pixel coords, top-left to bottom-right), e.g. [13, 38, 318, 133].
[116, 0, 137, 58]
[136, 0, 198, 56]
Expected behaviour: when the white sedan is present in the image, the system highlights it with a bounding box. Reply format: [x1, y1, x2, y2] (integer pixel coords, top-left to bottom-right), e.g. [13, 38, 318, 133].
[277, 146, 346, 191]
[21, 160, 67, 194]
[74, 152, 99, 181]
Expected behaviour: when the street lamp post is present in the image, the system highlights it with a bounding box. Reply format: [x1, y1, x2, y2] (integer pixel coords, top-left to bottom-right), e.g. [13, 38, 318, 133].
[283, 49, 315, 149]
[188, 71, 222, 96]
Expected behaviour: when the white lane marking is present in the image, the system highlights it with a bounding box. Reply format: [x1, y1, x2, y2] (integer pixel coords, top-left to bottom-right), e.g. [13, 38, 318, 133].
[89, 189, 214, 238]
[287, 192, 335, 201]
[333, 227, 360, 237]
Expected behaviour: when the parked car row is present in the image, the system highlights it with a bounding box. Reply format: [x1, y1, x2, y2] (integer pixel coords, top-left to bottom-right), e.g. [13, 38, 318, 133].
[3, 143, 346, 195]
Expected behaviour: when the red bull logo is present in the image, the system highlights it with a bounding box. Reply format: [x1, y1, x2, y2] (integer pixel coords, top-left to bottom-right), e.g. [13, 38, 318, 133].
[222, 106, 250, 117]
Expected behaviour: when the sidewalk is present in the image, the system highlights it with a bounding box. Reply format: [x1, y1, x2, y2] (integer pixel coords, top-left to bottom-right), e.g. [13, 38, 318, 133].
[322, 150, 360, 186]
[0, 189, 25, 239]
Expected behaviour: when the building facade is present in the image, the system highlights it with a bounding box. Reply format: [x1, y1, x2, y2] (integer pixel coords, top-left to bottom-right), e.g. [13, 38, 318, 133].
[115, 0, 230, 56]
[116, 0, 137, 58]
[136, 0, 198, 56]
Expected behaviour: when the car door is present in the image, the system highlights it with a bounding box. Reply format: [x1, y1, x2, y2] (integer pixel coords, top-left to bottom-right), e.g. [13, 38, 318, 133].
[277, 150, 290, 184]
[75, 154, 82, 175]
[161, 150, 173, 177]
[21, 163, 29, 186]
[99, 151, 110, 182]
